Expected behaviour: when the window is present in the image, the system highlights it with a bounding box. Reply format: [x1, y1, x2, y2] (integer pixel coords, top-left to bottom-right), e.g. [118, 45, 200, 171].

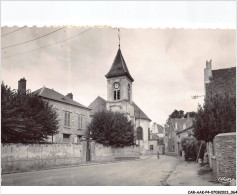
[114, 90, 120, 100]
[128, 84, 130, 101]
[64, 111, 70, 127]
[78, 114, 84, 129]
[136, 127, 143, 140]
[114, 91, 117, 100]
[63, 134, 70, 143]
[150, 145, 153, 150]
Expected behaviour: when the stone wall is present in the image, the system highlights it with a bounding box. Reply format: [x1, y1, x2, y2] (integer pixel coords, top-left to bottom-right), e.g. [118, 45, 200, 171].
[214, 132, 236, 180]
[2, 142, 140, 174]
[1, 143, 86, 174]
[91, 142, 140, 162]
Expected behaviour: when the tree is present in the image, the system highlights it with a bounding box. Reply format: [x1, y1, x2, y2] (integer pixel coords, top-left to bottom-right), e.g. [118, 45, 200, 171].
[193, 93, 236, 142]
[181, 137, 206, 160]
[87, 110, 135, 148]
[169, 109, 184, 119]
[1, 82, 59, 143]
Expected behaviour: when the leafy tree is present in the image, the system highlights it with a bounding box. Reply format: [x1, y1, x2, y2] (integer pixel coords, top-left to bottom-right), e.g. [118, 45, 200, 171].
[193, 93, 236, 142]
[181, 137, 206, 160]
[169, 109, 184, 118]
[1, 82, 59, 143]
[87, 110, 135, 148]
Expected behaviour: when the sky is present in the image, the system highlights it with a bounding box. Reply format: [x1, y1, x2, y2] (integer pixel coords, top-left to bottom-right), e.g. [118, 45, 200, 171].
[1, 27, 236, 125]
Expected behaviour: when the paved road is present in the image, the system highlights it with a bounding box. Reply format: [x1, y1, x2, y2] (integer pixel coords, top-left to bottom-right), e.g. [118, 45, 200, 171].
[2, 155, 180, 186]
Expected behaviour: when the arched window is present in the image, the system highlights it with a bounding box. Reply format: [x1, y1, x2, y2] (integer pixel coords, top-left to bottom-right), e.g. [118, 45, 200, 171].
[136, 126, 143, 140]
[128, 84, 130, 101]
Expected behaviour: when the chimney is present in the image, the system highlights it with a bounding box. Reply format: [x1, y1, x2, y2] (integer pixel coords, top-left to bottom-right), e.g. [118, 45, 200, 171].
[18, 77, 26, 94]
[204, 59, 212, 84]
[66, 93, 73, 99]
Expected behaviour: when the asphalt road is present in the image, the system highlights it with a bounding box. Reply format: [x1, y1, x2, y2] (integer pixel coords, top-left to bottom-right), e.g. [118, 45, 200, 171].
[2, 155, 180, 186]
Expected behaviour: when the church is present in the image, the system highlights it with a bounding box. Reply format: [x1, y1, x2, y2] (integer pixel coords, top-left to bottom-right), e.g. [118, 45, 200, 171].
[89, 47, 152, 150]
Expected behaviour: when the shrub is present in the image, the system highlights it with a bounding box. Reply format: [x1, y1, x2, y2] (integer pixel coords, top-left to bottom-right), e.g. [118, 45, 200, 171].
[87, 110, 135, 148]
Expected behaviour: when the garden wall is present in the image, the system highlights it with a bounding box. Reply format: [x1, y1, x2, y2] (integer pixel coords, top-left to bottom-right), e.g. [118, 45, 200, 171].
[1, 143, 86, 174]
[90, 142, 140, 162]
[214, 132, 236, 180]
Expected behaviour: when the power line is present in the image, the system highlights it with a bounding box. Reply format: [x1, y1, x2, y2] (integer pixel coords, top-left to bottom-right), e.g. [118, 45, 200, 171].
[2, 28, 93, 60]
[1, 26, 27, 37]
[2, 27, 65, 49]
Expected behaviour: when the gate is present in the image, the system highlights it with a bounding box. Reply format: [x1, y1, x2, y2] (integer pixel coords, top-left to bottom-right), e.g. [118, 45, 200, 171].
[86, 140, 91, 162]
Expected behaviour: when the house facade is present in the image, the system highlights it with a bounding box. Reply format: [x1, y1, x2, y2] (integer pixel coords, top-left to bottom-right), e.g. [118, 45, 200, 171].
[18, 78, 91, 144]
[89, 48, 152, 150]
[165, 117, 194, 155]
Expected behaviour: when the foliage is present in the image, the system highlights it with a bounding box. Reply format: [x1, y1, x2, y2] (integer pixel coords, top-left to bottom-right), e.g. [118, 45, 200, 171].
[87, 110, 135, 148]
[169, 109, 184, 119]
[1, 82, 59, 143]
[193, 93, 236, 142]
[181, 137, 206, 159]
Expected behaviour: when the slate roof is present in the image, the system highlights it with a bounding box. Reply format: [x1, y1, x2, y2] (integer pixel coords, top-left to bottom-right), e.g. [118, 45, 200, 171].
[150, 133, 160, 140]
[132, 101, 151, 121]
[206, 67, 236, 96]
[88, 96, 107, 116]
[157, 124, 164, 134]
[88, 96, 151, 121]
[105, 48, 134, 82]
[34, 87, 90, 110]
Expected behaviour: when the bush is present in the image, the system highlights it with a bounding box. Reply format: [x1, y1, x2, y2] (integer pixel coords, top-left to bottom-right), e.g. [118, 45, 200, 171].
[193, 93, 236, 142]
[87, 110, 135, 148]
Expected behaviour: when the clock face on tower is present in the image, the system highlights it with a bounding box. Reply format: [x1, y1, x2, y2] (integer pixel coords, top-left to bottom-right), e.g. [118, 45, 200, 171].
[113, 82, 120, 89]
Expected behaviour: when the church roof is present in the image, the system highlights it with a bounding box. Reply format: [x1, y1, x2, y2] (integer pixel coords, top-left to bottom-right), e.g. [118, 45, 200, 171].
[88, 96, 151, 121]
[132, 101, 151, 122]
[88, 96, 107, 116]
[105, 48, 134, 82]
[33, 87, 90, 110]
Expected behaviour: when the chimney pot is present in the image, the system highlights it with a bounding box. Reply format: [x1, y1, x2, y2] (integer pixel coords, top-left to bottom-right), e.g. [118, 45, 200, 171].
[18, 77, 27, 94]
[66, 93, 73, 99]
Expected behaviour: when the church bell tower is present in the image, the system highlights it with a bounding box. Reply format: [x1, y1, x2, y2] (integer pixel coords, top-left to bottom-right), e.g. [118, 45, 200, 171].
[105, 47, 135, 122]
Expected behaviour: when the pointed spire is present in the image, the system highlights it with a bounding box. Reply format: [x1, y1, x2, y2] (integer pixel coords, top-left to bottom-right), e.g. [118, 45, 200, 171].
[105, 48, 134, 82]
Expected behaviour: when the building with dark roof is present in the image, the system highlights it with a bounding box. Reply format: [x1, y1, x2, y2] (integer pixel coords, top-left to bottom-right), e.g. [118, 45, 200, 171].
[89, 47, 152, 150]
[14, 78, 92, 144]
[204, 60, 236, 97]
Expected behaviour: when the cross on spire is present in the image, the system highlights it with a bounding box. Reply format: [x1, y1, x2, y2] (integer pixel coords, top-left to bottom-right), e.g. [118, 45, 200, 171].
[118, 28, 120, 48]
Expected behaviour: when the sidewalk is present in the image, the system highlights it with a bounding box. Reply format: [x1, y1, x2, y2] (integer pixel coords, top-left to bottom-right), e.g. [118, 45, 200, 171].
[165, 157, 223, 186]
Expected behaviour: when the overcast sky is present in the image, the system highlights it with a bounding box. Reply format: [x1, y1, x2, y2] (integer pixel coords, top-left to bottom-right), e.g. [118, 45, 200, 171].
[1, 27, 236, 125]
